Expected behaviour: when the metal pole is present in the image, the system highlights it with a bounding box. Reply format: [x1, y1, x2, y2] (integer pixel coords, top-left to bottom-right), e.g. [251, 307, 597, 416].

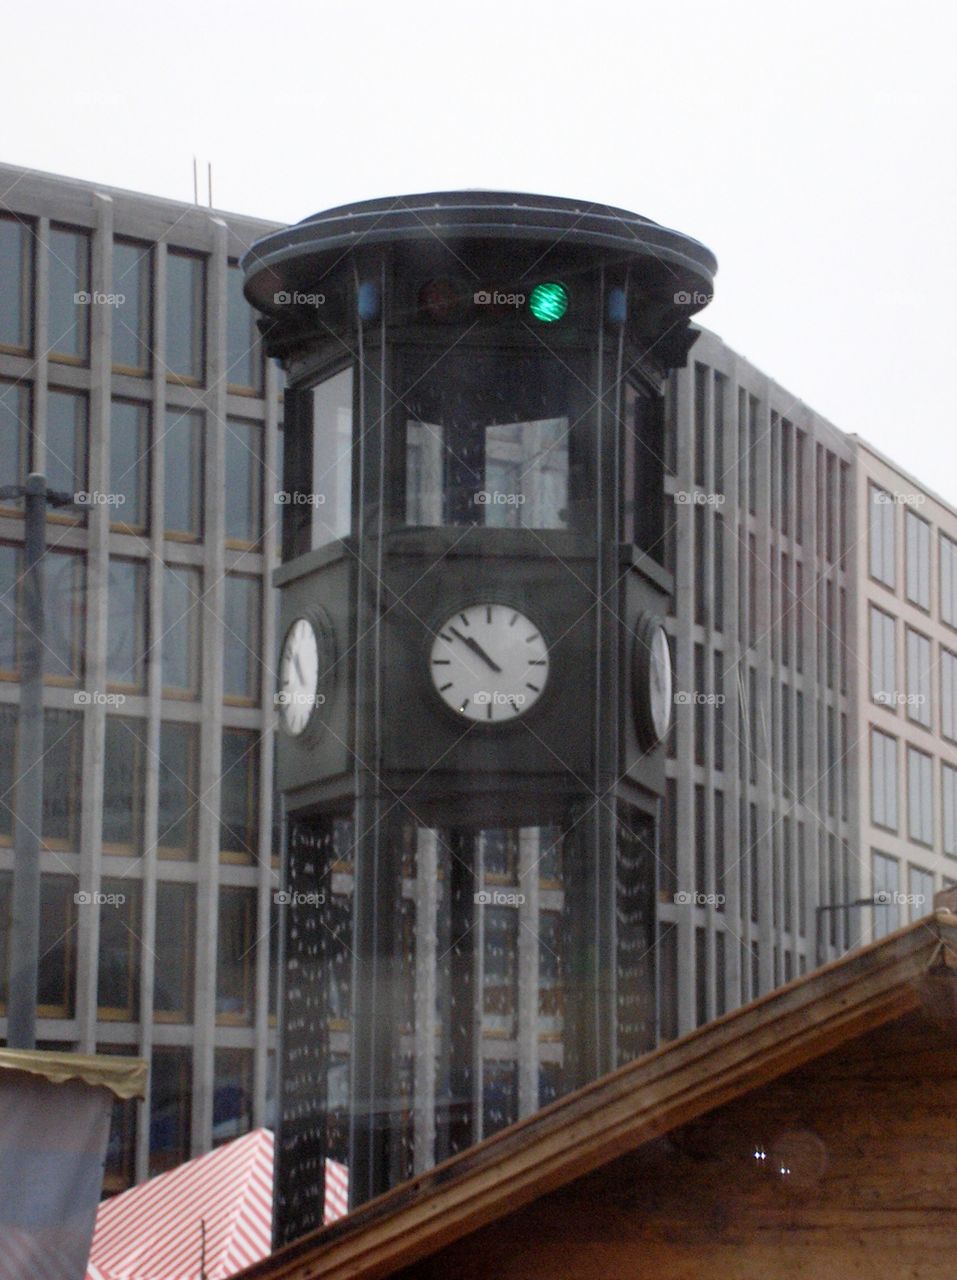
[8, 473, 47, 1049]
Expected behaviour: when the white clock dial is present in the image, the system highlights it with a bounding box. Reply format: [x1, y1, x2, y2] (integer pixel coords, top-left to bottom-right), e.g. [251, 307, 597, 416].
[649, 625, 673, 742]
[278, 617, 321, 736]
[430, 604, 549, 723]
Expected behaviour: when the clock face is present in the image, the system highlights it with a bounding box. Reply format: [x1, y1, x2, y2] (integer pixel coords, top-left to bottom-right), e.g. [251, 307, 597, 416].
[429, 604, 549, 723]
[633, 616, 673, 748]
[648, 625, 673, 743]
[278, 617, 321, 736]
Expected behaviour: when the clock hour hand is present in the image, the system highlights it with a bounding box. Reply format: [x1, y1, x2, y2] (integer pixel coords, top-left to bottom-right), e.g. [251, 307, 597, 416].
[448, 626, 503, 674]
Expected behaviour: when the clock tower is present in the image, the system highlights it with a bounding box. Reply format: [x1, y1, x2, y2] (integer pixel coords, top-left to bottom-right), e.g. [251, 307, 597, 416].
[242, 192, 716, 1240]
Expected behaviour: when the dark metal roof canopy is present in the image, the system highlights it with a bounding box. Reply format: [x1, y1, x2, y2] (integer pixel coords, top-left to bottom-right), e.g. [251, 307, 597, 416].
[242, 189, 717, 327]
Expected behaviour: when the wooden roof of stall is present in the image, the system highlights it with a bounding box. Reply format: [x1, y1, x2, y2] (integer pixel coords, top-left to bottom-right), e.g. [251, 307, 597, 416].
[236, 911, 957, 1280]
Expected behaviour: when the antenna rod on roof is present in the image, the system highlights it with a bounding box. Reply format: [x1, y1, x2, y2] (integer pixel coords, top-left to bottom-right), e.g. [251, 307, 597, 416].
[208, 162, 213, 209]
[193, 156, 198, 206]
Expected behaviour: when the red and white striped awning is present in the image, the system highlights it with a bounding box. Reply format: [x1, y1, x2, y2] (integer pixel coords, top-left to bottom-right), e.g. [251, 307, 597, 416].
[86, 1132, 350, 1279]
[86, 1128, 274, 1280]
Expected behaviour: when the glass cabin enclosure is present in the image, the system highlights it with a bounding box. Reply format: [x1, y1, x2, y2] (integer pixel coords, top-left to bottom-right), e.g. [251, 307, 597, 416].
[245, 194, 715, 1238]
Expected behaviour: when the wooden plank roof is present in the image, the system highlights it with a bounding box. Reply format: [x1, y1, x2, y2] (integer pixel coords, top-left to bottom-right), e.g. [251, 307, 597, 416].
[237, 911, 957, 1280]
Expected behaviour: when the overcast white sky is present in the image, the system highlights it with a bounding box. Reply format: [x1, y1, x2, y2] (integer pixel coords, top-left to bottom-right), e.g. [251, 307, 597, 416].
[4, 0, 955, 501]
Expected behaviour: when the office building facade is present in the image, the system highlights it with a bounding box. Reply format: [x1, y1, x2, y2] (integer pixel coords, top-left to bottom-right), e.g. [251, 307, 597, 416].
[0, 165, 953, 1199]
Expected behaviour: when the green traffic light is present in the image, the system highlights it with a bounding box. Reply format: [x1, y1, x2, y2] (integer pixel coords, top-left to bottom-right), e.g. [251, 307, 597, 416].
[528, 282, 568, 323]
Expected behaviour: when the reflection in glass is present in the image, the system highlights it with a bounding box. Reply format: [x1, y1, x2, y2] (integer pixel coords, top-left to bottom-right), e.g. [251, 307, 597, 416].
[110, 400, 150, 528]
[162, 565, 201, 696]
[0, 381, 31, 492]
[149, 1046, 192, 1174]
[220, 728, 259, 860]
[107, 559, 148, 689]
[227, 264, 262, 391]
[112, 240, 152, 372]
[0, 542, 20, 673]
[163, 409, 204, 537]
[0, 216, 31, 350]
[154, 882, 195, 1016]
[309, 368, 353, 548]
[157, 722, 198, 857]
[225, 418, 263, 545]
[223, 574, 261, 701]
[402, 351, 574, 529]
[103, 716, 145, 850]
[48, 226, 90, 361]
[97, 879, 140, 1018]
[214, 1048, 254, 1145]
[42, 709, 82, 846]
[38, 875, 77, 1015]
[216, 887, 256, 1023]
[46, 389, 88, 501]
[166, 250, 205, 381]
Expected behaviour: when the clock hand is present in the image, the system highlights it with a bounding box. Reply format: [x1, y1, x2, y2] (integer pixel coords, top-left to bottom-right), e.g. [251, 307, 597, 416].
[293, 653, 305, 684]
[448, 626, 503, 674]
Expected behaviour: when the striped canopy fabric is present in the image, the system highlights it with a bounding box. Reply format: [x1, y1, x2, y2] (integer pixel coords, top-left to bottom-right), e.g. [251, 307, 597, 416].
[86, 1128, 274, 1280]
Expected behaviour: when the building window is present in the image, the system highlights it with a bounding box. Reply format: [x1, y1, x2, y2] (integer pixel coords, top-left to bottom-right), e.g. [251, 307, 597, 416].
[907, 746, 934, 847]
[223, 575, 262, 703]
[166, 249, 205, 382]
[905, 511, 931, 610]
[227, 263, 262, 393]
[37, 875, 78, 1017]
[107, 558, 148, 691]
[220, 728, 260, 862]
[943, 763, 957, 858]
[42, 550, 85, 684]
[153, 882, 195, 1020]
[869, 485, 895, 588]
[905, 628, 932, 728]
[112, 239, 152, 374]
[217, 887, 257, 1025]
[224, 418, 263, 547]
[941, 533, 957, 629]
[103, 717, 146, 853]
[872, 850, 899, 939]
[162, 565, 202, 697]
[163, 409, 204, 539]
[942, 648, 957, 743]
[100, 1043, 138, 1194]
[0, 381, 31, 503]
[870, 728, 898, 832]
[0, 215, 33, 352]
[46, 389, 88, 510]
[97, 879, 141, 1020]
[42, 709, 83, 849]
[157, 722, 199, 859]
[110, 400, 150, 531]
[0, 706, 16, 840]
[0, 542, 21, 675]
[213, 1048, 254, 1146]
[48, 225, 90, 363]
[149, 1046, 192, 1175]
[908, 865, 934, 922]
[870, 605, 896, 707]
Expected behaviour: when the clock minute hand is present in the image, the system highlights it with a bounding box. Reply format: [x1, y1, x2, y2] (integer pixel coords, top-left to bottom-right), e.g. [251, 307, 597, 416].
[448, 626, 503, 674]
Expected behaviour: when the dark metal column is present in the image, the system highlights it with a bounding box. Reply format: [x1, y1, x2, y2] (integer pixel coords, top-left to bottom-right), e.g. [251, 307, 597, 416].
[7, 474, 47, 1050]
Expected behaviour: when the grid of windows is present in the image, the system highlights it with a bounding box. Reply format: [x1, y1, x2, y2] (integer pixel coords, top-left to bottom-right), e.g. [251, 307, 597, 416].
[905, 628, 932, 728]
[870, 605, 896, 706]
